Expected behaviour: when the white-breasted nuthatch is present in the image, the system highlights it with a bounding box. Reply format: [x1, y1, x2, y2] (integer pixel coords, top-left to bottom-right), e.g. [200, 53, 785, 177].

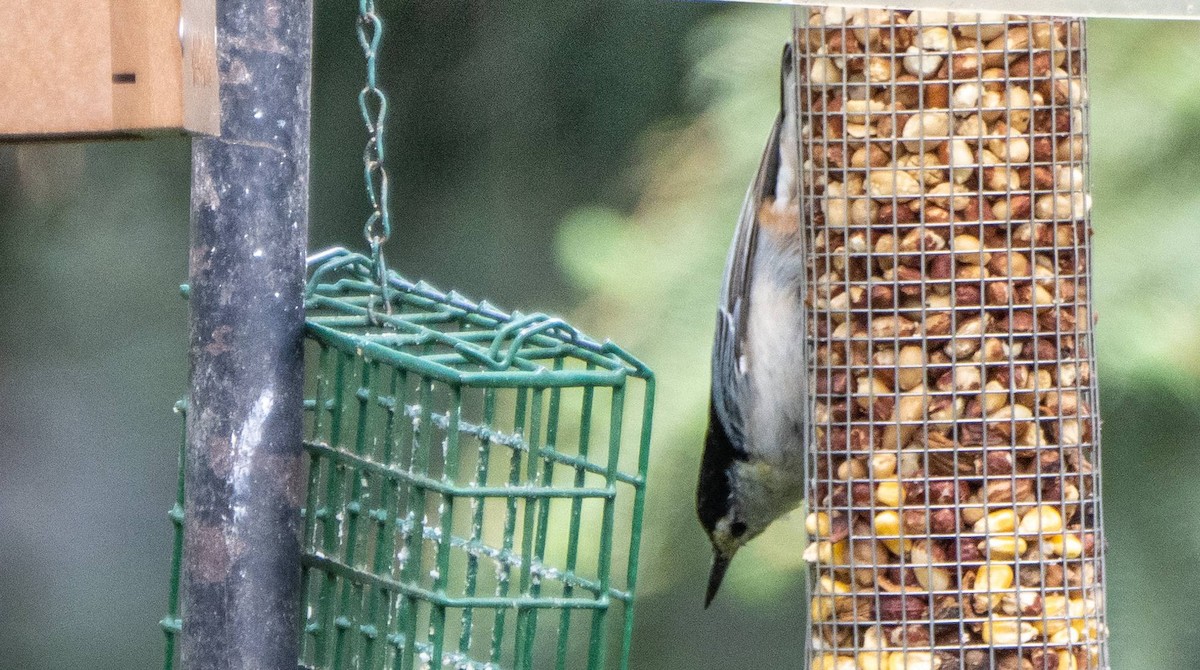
[697, 43, 805, 608]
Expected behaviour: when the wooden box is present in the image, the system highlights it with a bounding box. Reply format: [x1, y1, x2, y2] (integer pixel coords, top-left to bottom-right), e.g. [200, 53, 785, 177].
[0, 0, 219, 140]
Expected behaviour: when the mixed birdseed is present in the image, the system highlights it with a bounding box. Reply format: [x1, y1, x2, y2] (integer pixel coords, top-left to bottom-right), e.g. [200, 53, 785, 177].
[794, 8, 1107, 670]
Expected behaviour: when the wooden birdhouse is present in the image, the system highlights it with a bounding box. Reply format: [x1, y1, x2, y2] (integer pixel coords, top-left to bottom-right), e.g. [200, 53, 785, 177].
[0, 0, 219, 141]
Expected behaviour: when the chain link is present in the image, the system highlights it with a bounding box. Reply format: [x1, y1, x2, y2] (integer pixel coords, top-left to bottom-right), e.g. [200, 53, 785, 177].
[356, 0, 392, 313]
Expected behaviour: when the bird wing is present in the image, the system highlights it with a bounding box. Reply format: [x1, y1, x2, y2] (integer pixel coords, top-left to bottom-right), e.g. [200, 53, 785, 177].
[710, 110, 784, 453]
[697, 112, 785, 536]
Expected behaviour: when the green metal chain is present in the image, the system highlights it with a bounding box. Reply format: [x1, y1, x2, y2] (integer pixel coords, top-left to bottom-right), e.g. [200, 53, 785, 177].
[356, 0, 393, 311]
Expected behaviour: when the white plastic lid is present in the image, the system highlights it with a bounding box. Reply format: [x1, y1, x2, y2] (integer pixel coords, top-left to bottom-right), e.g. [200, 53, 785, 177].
[712, 0, 1200, 20]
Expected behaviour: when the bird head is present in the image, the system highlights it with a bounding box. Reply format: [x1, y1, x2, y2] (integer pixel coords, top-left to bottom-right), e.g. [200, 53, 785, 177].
[703, 512, 752, 608]
[700, 456, 807, 607]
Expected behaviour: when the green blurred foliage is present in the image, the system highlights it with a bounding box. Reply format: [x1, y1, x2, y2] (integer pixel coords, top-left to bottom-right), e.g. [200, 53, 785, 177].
[1, 4, 1199, 670]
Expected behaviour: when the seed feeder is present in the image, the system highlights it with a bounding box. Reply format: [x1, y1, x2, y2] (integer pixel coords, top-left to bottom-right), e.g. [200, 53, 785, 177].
[706, 0, 1189, 667]
[160, 2, 655, 670]
[792, 7, 1107, 666]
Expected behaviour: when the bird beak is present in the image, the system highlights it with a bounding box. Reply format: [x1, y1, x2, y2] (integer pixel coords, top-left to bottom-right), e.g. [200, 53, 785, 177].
[705, 551, 733, 608]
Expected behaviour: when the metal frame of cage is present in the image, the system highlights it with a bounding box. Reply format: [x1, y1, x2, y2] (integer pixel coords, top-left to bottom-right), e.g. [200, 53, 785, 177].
[166, 249, 655, 670]
[793, 8, 1106, 670]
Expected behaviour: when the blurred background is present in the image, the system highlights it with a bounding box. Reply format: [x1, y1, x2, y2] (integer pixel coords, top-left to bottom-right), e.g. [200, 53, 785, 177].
[1, 2, 1199, 668]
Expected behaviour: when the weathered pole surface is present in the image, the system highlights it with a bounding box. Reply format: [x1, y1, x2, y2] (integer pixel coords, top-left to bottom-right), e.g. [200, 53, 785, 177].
[183, 0, 312, 668]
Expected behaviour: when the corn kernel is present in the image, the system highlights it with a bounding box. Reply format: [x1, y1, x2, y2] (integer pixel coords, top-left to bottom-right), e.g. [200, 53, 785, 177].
[972, 508, 1017, 534]
[980, 618, 1038, 645]
[1058, 650, 1078, 670]
[1082, 621, 1106, 641]
[876, 480, 906, 508]
[1035, 594, 1070, 635]
[857, 651, 890, 670]
[873, 510, 901, 535]
[829, 539, 851, 565]
[1018, 505, 1064, 535]
[807, 511, 833, 537]
[811, 593, 837, 621]
[1045, 532, 1084, 558]
[972, 564, 1014, 592]
[1048, 627, 1081, 644]
[1069, 597, 1094, 634]
[979, 535, 1027, 558]
[887, 651, 941, 670]
[803, 539, 848, 564]
[873, 510, 911, 555]
[813, 654, 858, 670]
[818, 575, 852, 594]
[1043, 594, 1069, 616]
[971, 563, 1013, 612]
[813, 539, 843, 564]
[861, 624, 888, 650]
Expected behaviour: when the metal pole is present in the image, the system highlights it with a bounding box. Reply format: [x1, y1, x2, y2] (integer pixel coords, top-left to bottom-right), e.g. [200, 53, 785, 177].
[182, 0, 312, 668]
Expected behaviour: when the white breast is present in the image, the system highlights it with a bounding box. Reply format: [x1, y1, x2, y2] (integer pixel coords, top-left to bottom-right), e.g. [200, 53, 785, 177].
[744, 236, 807, 466]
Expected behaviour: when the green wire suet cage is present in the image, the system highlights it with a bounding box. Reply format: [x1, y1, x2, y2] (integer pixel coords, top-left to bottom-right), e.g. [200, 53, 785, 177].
[164, 248, 655, 670]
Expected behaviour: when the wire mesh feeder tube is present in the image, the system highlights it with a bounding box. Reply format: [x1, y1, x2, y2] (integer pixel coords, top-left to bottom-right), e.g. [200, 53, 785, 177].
[164, 249, 655, 670]
[796, 9, 1106, 670]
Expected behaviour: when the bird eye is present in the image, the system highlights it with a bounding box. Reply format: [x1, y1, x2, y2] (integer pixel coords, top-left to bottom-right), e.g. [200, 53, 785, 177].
[730, 521, 748, 537]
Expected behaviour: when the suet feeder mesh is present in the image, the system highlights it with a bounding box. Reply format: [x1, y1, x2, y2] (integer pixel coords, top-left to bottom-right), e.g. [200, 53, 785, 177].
[166, 1, 656, 666]
[164, 248, 655, 670]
